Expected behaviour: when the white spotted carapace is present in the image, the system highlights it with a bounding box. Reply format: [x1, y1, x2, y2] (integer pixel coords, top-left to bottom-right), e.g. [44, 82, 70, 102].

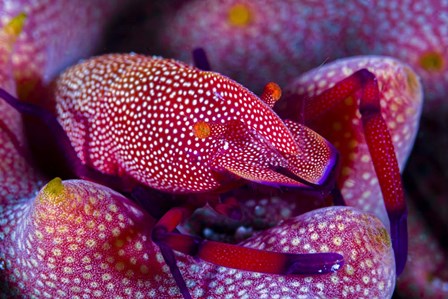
[54, 53, 337, 193]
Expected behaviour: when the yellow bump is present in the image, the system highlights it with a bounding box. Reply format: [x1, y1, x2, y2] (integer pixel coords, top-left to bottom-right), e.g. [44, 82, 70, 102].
[41, 177, 66, 204]
[342, 166, 351, 176]
[348, 139, 358, 149]
[369, 226, 391, 249]
[419, 51, 444, 72]
[344, 96, 354, 106]
[114, 239, 124, 248]
[404, 66, 421, 96]
[115, 262, 125, 271]
[140, 265, 149, 274]
[228, 4, 252, 26]
[4, 12, 27, 37]
[193, 121, 211, 139]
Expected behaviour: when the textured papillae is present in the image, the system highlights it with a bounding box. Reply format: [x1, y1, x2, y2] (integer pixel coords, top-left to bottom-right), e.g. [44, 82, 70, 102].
[0, 13, 25, 141]
[0, 13, 43, 203]
[187, 206, 396, 298]
[53, 53, 336, 193]
[0, 178, 167, 298]
[158, 0, 447, 111]
[0, 177, 395, 298]
[0, 0, 130, 100]
[279, 56, 423, 226]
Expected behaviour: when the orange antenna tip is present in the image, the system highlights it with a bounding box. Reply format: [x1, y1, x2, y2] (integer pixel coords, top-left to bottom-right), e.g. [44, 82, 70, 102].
[193, 121, 211, 139]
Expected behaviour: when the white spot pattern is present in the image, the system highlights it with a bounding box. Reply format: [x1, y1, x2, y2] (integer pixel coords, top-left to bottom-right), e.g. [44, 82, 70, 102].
[55, 53, 332, 193]
[1, 179, 395, 298]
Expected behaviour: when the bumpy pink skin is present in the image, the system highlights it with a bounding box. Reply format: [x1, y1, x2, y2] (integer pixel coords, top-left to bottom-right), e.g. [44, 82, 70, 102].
[0, 94, 43, 204]
[0, 13, 25, 138]
[0, 178, 395, 298]
[0, 19, 43, 203]
[280, 56, 423, 226]
[185, 206, 396, 299]
[0, 0, 128, 100]
[159, 0, 447, 110]
[0, 179, 174, 297]
[237, 206, 396, 298]
[396, 200, 448, 299]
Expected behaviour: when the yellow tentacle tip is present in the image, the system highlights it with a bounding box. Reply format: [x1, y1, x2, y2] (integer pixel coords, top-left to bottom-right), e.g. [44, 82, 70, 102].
[4, 12, 27, 37]
[370, 226, 392, 250]
[228, 4, 252, 27]
[40, 177, 66, 204]
[419, 51, 444, 72]
[403, 66, 421, 98]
